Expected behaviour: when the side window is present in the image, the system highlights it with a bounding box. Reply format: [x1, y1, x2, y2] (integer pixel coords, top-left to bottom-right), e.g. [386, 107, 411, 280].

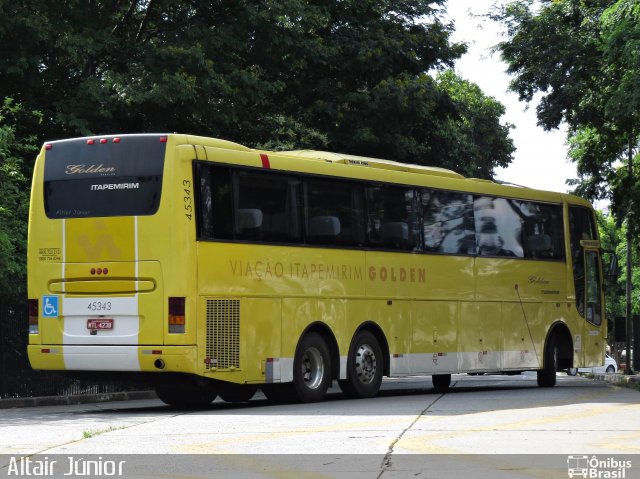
[422, 190, 475, 254]
[234, 171, 302, 242]
[366, 185, 420, 250]
[514, 200, 565, 260]
[305, 178, 365, 246]
[474, 197, 523, 257]
[196, 163, 233, 240]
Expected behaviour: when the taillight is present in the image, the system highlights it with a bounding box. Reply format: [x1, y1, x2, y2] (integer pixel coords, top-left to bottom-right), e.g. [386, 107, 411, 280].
[168, 297, 185, 334]
[28, 299, 39, 334]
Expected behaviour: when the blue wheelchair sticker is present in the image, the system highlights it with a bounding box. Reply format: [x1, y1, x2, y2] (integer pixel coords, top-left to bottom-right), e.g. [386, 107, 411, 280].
[42, 295, 59, 318]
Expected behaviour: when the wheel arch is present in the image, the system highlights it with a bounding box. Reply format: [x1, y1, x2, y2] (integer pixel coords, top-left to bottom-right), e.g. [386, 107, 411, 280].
[545, 321, 573, 370]
[298, 321, 341, 380]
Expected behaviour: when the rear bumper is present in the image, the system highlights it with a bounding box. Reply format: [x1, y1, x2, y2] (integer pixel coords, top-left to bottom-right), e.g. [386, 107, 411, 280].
[28, 345, 197, 373]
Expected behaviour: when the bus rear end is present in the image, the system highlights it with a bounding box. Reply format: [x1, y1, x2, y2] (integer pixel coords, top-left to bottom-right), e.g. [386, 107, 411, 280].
[27, 134, 196, 381]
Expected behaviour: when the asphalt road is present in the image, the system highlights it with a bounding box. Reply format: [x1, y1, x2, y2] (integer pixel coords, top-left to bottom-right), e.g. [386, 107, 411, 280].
[1, 373, 638, 478]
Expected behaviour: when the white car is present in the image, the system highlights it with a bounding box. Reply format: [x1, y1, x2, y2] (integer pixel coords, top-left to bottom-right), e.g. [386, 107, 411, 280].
[567, 354, 617, 375]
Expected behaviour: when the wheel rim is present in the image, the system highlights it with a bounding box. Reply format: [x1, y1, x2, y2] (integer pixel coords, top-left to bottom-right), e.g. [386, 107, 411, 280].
[355, 343, 377, 385]
[301, 346, 325, 390]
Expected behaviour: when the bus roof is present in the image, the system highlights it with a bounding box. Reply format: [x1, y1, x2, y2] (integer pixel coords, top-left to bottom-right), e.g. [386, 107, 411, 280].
[279, 150, 465, 179]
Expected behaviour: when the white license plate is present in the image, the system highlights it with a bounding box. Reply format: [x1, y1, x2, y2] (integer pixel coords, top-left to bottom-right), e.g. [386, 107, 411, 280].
[87, 319, 114, 330]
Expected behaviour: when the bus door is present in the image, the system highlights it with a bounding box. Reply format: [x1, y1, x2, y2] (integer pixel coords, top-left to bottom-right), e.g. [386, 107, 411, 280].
[581, 240, 605, 367]
[569, 205, 604, 368]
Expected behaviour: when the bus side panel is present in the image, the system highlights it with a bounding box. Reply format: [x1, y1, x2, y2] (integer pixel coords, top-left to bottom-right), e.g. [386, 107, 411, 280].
[366, 253, 474, 301]
[501, 302, 543, 370]
[458, 302, 502, 372]
[410, 301, 458, 374]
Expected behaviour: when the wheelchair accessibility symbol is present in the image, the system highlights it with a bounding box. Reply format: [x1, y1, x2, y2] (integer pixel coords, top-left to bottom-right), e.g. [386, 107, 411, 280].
[42, 295, 59, 318]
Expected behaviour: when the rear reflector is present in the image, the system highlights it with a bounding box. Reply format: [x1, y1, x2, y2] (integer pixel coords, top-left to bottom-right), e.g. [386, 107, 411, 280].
[28, 299, 38, 334]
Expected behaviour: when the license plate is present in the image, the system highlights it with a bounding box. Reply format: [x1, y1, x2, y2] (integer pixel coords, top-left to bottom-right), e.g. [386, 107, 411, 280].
[87, 319, 113, 330]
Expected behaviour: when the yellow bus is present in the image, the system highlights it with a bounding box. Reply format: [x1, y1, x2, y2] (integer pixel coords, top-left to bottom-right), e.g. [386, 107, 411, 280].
[27, 133, 606, 405]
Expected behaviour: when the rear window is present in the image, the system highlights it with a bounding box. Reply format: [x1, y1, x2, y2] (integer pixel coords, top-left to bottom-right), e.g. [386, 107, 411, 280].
[43, 135, 166, 219]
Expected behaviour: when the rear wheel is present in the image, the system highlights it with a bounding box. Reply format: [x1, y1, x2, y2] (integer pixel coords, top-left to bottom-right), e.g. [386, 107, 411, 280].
[155, 381, 217, 408]
[261, 384, 296, 403]
[339, 330, 384, 398]
[292, 332, 332, 403]
[606, 365, 615, 373]
[537, 335, 557, 387]
[218, 383, 257, 403]
[567, 368, 578, 376]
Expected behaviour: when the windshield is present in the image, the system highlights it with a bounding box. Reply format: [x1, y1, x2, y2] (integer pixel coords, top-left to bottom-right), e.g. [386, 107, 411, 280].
[43, 135, 166, 219]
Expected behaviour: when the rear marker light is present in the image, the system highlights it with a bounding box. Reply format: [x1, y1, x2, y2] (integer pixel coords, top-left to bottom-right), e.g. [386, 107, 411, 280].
[100, 138, 107, 144]
[90, 267, 109, 275]
[159, 136, 167, 143]
[113, 137, 121, 143]
[45, 144, 52, 150]
[143, 350, 163, 355]
[168, 297, 186, 334]
[28, 299, 39, 334]
[87, 139, 95, 145]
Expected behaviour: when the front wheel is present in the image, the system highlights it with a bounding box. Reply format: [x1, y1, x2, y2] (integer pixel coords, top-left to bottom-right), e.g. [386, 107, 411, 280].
[432, 374, 451, 393]
[606, 365, 615, 373]
[339, 330, 384, 399]
[567, 368, 578, 376]
[292, 332, 332, 403]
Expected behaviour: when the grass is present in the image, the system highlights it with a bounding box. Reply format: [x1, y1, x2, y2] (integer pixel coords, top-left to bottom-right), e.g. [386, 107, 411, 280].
[82, 425, 126, 439]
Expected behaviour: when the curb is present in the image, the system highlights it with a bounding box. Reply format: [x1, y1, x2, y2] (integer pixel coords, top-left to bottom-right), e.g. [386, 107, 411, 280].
[592, 372, 640, 388]
[0, 390, 157, 409]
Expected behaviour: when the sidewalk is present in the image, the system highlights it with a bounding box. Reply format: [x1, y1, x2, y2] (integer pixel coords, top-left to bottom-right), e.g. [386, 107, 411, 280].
[0, 390, 157, 409]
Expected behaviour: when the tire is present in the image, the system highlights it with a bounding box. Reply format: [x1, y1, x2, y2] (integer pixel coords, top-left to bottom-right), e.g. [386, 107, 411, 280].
[567, 368, 578, 376]
[338, 330, 384, 399]
[218, 383, 257, 403]
[606, 365, 615, 373]
[292, 332, 332, 403]
[432, 374, 451, 393]
[155, 381, 217, 408]
[261, 384, 296, 403]
[537, 335, 557, 387]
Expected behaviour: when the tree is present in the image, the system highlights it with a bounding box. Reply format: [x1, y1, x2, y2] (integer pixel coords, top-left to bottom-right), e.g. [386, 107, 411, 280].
[494, 0, 640, 209]
[0, 0, 513, 177]
[0, 98, 40, 302]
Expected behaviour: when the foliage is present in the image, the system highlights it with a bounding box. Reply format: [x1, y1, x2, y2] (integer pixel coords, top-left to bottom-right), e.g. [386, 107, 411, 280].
[0, 99, 40, 302]
[494, 1, 640, 218]
[0, 0, 513, 172]
[435, 70, 514, 177]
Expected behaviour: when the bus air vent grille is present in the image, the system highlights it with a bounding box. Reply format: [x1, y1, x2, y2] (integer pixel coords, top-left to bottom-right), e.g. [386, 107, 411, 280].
[205, 299, 240, 370]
